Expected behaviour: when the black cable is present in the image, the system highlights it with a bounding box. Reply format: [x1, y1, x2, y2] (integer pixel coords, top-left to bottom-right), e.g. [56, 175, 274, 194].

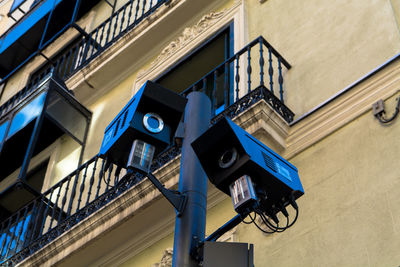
[242, 212, 255, 224]
[286, 207, 299, 228]
[259, 212, 288, 232]
[252, 215, 275, 234]
[376, 97, 400, 123]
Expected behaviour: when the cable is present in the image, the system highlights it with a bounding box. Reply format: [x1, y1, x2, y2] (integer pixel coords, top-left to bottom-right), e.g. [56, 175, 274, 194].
[242, 212, 255, 224]
[258, 211, 288, 232]
[250, 206, 299, 234]
[251, 213, 275, 234]
[376, 96, 400, 124]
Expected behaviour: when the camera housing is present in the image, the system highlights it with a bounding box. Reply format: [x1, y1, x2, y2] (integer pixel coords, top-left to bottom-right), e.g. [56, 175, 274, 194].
[191, 117, 304, 215]
[99, 81, 187, 167]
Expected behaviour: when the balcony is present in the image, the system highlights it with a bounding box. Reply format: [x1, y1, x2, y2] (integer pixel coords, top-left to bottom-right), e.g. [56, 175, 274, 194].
[0, 0, 104, 82]
[0, 35, 293, 265]
[0, 0, 170, 118]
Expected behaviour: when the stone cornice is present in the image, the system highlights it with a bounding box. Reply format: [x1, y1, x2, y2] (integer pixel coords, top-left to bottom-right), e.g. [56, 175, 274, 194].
[285, 57, 400, 159]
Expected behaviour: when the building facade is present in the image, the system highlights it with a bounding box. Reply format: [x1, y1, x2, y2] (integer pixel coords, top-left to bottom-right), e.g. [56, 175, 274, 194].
[0, 0, 399, 266]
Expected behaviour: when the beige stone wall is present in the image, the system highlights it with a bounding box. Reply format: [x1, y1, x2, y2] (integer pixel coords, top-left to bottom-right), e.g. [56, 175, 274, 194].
[233, 95, 400, 266]
[246, 0, 400, 116]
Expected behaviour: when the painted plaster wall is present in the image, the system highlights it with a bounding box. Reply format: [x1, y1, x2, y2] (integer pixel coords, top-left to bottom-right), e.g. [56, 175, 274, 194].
[0, 0, 12, 37]
[119, 195, 236, 267]
[232, 94, 400, 266]
[246, 0, 400, 116]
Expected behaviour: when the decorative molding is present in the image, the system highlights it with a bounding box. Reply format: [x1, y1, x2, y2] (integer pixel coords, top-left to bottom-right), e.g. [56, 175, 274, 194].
[138, 10, 225, 78]
[151, 248, 173, 267]
[134, 1, 244, 90]
[285, 58, 400, 159]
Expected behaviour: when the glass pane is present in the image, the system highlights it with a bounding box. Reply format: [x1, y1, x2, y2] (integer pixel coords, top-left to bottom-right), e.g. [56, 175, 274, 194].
[7, 92, 46, 139]
[0, 120, 9, 145]
[46, 91, 87, 142]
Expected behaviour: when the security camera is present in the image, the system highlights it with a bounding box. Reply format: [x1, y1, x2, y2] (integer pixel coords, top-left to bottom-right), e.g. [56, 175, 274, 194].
[191, 117, 304, 218]
[99, 81, 187, 173]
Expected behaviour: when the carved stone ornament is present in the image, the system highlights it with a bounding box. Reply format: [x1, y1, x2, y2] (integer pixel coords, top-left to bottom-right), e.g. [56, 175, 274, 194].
[152, 248, 173, 267]
[137, 9, 227, 79]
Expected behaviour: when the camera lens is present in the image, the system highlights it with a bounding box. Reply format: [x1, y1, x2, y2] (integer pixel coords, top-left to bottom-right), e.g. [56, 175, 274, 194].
[218, 148, 238, 169]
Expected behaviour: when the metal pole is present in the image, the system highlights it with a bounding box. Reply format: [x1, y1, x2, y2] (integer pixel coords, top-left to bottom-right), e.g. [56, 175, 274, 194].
[172, 91, 211, 267]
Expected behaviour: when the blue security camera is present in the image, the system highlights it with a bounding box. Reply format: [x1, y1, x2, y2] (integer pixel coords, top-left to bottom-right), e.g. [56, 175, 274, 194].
[191, 117, 304, 221]
[99, 81, 187, 172]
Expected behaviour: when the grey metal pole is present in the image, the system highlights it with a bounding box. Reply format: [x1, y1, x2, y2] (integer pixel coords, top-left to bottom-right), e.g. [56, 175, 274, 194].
[172, 91, 211, 267]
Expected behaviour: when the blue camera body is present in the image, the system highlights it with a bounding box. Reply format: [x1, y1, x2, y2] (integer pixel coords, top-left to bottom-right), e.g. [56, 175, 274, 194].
[191, 117, 304, 214]
[99, 81, 187, 167]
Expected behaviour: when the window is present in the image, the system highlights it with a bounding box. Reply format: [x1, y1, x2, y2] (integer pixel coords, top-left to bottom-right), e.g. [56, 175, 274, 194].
[155, 25, 234, 114]
[0, 72, 91, 221]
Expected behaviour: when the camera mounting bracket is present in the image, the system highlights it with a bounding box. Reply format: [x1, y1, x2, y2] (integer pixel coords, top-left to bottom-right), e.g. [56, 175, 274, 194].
[146, 172, 187, 217]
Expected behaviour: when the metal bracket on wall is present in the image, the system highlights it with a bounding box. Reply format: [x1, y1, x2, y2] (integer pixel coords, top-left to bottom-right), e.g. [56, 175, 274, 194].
[373, 94, 400, 124]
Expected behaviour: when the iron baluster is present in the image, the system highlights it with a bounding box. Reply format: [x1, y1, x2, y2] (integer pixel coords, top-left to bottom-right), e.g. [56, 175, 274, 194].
[76, 39, 86, 67]
[53, 56, 61, 77]
[0, 220, 8, 261]
[86, 157, 99, 206]
[13, 206, 29, 255]
[126, 0, 134, 27]
[70, 43, 81, 75]
[61, 51, 72, 79]
[213, 70, 218, 114]
[259, 38, 264, 86]
[95, 159, 106, 199]
[105, 164, 113, 191]
[66, 49, 76, 79]
[202, 77, 207, 94]
[48, 186, 62, 230]
[4, 211, 21, 259]
[58, 178, 71, 224]
[72, 41, 81, 69]
[23, 200, 38, 246]
[0, 217, 12, 259]
[90, 28, 100, 59]
[134, 0, 141, 25]
[142, 0, 147, 18]
[76, 163, 89, 212]
[67, 172, 80, 216]
[39, 188, 55, 236]
[58, 53, 66, 78]
[105, 16, 113, 45]
[99, 22, 106, 48]
[268, 46, 274, 94]
[278, 57, 284, 102]
[247, 46, 252, 94]
[29, 197, 45, 242]
[119, 5, 127, 36]
[112, 11, 120, 40]
[224, 61, 229, 108]
[235, 54, 240, 101]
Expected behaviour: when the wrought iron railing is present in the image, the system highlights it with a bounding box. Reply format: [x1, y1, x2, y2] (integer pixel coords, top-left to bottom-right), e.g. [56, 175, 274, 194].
[0, 143, 181, 266]
[0, 0, 168, 119]
[0, 34, 295, 265]
[180, 36, 294, 122]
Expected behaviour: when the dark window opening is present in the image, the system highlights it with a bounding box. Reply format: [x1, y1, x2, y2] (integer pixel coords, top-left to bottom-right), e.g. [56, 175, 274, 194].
[155, 24, 234, 114]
